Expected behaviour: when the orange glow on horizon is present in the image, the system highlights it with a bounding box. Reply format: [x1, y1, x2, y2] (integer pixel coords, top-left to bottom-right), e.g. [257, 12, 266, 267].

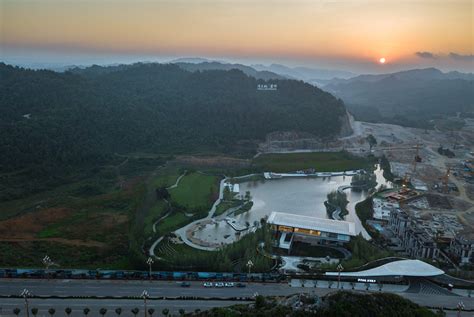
[1, 0, 472, 68]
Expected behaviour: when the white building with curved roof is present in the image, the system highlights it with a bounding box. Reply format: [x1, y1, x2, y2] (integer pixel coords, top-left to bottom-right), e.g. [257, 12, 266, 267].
[325, 259, 444, 277]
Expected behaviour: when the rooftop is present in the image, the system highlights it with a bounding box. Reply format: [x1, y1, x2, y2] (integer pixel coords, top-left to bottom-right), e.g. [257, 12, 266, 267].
[267, 211, 356, 236]
[325, 259, 444, 277]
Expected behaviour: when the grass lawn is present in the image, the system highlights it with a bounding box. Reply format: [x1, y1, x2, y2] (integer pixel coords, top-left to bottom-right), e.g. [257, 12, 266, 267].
[155, 212, 191, 235]
[155, 239, 209, 258]
[169, 172, 220, 211]
[151, 167, 183, 188]
[143, 200, 168, 237]
[214, 200, 242, 217]
[253, 151, 374, 173]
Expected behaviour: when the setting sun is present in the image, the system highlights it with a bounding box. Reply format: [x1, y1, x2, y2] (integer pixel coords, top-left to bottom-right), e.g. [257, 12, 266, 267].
[379, 57, 386, 64]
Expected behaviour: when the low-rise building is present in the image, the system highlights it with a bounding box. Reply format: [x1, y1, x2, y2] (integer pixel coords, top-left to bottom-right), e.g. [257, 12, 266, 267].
[388, 210, 439, 260]
[267, 211, 356, 251]
[373, 197, 399, 221]
[449, 233, 474, 265]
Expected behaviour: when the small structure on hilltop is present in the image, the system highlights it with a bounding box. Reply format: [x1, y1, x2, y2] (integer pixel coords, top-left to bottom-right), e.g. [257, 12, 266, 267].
[257, 83, 278, 91]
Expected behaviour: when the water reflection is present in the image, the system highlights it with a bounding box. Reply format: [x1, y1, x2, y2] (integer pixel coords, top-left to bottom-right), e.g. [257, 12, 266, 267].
[192, 165, 391, 244]
[237, 164, 391, 237]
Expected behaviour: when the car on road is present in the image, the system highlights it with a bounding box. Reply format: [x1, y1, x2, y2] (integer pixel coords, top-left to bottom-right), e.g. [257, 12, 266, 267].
[236, 282, 246, 288]
[203, 282, 213, 288]
[224, 282, 234, 287]
[180, 282, 191, 287]
[215, 282, 225, 288]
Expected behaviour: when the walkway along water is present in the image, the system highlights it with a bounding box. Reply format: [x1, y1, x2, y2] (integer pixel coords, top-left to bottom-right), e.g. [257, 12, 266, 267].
[149, 165, 389, 255]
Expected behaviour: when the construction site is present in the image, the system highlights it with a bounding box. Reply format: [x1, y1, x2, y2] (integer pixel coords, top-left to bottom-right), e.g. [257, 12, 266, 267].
[258, 115, 474, 272]
[349, 117, 474, 272]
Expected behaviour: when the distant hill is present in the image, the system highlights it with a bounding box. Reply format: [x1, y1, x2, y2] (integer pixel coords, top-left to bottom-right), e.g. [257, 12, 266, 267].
[0, 62, 348, 177]
[168, 57, 216, 64]
[323, 68, 474, 128]
[175, 61, 285, 80]
[252, 63, 356, 83]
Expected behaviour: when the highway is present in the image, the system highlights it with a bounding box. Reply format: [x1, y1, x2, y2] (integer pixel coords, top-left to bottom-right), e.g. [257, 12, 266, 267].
[0, 279, 300, 298]
[1, 279, 473, 316]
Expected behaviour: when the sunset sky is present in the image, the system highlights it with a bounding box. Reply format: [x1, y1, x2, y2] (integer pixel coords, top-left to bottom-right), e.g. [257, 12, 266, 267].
[1, 0, 473, 73]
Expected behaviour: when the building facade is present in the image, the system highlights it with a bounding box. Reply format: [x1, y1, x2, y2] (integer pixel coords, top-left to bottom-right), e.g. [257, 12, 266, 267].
[267, 211, 356, 251]
[450, 234, 474, 265]
[388, 210, 439, 260]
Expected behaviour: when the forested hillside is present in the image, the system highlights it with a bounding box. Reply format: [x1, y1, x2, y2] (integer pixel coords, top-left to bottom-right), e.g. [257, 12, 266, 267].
[0, 62, 348, 198]
[323, 68, 474, 128]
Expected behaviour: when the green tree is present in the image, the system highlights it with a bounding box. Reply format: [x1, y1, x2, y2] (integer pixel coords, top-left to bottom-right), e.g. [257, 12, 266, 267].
[48, 308, 56, 317]
[178, 308, 185, 316]
[162, 308, 169, 316]
[83, 308, 90, 316]
[255, 295, 266, 309]
[65, 307, 72, 316]
[366, 134, 377, 151]
[131, 308, 139, 317]
[147, 308, 155, 316]
[31, 308, 39, 316]
[99, 308, 107, 316]
[13, 308, 20, 316]
[115, 308, 122, 316]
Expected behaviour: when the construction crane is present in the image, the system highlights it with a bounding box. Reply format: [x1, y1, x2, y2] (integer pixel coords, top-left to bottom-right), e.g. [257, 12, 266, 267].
[406, 143, 423, 184]
[384, 143, 423, 185]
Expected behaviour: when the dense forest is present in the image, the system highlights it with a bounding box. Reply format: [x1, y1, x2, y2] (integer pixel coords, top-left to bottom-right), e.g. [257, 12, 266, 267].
[324, 68, 474, 128]
[0, 62, 348, 199]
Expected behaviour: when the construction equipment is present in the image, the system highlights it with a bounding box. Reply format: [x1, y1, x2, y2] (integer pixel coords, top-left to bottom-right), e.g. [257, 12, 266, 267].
[402, 143, 423, 185]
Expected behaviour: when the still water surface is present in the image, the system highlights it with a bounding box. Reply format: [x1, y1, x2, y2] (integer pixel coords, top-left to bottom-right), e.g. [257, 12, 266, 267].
[192, 165, 390, 244]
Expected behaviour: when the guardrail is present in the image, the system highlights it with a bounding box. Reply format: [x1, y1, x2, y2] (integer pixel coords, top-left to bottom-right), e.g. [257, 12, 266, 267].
[0, 268, 284, 283]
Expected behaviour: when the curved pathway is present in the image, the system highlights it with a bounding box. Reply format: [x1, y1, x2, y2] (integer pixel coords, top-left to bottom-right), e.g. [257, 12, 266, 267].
[173, 178, 228, 251]
[166, 171, 187, 189]
[326, 186, 356, 221]
[173, 173, 260, 251]
[149, 206, 172, 258]
[148, 171, 186, 257]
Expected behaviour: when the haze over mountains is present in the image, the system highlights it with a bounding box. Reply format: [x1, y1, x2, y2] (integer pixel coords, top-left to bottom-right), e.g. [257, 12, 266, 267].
[323, 68, 474, 128]
[170, 60, 473, 129]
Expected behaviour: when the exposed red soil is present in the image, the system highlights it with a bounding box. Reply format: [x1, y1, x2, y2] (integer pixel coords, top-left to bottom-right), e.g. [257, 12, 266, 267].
[0, 207, 72, 239]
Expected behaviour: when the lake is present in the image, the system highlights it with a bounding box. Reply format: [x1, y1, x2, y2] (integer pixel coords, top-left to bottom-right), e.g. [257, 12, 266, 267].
[191, 165, 391, 245]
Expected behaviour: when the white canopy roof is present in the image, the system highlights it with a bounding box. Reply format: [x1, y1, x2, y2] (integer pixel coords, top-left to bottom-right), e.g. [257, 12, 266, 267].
[326, 259, 444, 277]
[267, 211, 356, 236]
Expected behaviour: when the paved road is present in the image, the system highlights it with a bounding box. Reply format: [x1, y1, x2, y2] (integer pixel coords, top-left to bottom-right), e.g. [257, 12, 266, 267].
[1, 279, 474, 311]
[0, 279, 300, 299]
[0, 299, 246, 317]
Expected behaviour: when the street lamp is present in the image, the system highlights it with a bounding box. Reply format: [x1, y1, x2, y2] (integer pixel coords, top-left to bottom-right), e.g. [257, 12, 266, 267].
[42, 255, 53, 279]
[336, 264, 344, 289]
[457, 301, 465, 317]
[20, 289, 31, 317]
[141, 290, 150, 317]
[246, 260, 254, 275]
[146, 257, 154, 281]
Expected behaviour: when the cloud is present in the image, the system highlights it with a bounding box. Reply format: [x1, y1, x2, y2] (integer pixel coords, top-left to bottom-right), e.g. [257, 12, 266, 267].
[449, 52, 474, 61]
[415, 51, 436, 59]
